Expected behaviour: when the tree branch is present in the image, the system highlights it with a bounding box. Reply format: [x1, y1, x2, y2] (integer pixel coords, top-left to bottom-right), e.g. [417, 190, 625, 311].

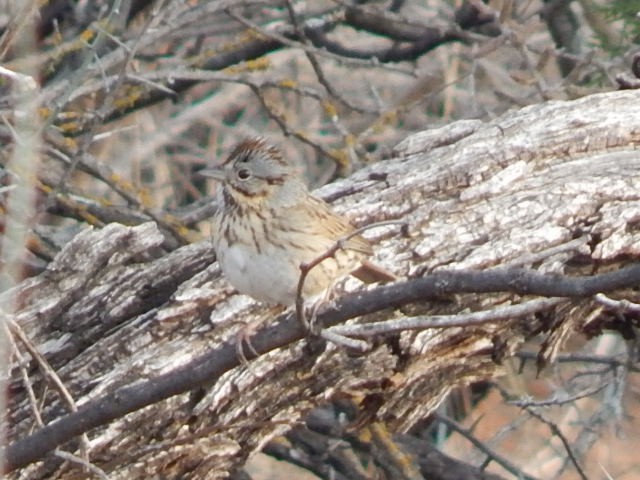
[4, 263, 640, 472]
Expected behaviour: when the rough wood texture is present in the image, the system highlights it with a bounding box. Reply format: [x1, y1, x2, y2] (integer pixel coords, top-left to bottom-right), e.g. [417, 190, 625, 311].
[6, 89, 640, 478]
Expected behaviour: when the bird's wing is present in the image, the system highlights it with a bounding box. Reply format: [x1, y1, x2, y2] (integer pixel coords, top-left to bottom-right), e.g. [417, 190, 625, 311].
[282, 194, 373, 256]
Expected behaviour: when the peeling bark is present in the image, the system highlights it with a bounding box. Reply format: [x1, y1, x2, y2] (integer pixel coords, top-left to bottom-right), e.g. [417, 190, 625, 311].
[5, 89, 640, 479]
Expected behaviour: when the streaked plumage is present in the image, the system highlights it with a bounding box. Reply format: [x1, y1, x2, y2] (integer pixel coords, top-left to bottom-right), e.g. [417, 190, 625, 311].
[200, 138, 394, 305]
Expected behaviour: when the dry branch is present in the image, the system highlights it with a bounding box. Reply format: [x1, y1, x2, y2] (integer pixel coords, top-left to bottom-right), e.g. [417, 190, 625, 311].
[3, 88, 640, 478]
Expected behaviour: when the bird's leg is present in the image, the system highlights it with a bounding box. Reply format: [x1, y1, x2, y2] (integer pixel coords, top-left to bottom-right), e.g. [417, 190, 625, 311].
[306, 278, 343, 334]
[235, 305, 284, 369]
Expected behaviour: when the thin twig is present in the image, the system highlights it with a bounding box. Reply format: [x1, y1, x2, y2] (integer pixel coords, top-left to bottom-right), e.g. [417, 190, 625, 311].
[598, 461, 615, 480]
[329, 297, 565, 337]
[594, 293, 640, 313]
[283, 0, 371, 114]
[224, 7, 414, 77]
[248, 83, 341, 164]
[433, 413, 537, 480]
[52, 450, 110, 480]
[0, 66, 38, 91]
[10, 325, 108, 480]
[47, 0, 189, 247]
[6, 321, 105, 473]
[8, 321, 88, 429]
[523, 408, 588, 480]
[515, 351, 639, 372]
[320, 328, 369, 351]
[45, 0, 130, 191]
[506, 383, 608, 408]
[4, 323, 44, 427]
[141, 69, 326, 101]
[295, 219, 406, 330]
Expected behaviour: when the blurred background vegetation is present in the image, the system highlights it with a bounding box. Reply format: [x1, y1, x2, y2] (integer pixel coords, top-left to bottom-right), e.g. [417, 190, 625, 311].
[1, 1, 639, 479]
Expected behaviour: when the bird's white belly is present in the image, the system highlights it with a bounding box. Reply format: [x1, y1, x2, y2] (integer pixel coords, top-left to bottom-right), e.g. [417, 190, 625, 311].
[217, 242, 299, 305]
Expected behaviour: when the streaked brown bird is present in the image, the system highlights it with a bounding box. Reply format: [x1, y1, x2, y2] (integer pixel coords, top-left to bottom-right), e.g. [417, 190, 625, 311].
[200, 138, 395, 306]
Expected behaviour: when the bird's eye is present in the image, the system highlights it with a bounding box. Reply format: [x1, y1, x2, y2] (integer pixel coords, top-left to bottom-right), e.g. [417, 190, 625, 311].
[237, 168, 251, 180]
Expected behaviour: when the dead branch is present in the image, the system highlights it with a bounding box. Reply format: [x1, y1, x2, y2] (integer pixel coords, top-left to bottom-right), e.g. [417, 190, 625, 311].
[2, 88, 640, 478]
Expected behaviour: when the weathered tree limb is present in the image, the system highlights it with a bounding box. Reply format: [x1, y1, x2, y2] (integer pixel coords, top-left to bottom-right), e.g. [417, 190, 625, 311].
[4, 89, 640, 478]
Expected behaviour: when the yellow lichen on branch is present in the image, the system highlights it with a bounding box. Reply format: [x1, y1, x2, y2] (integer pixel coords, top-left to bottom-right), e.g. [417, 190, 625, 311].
[278, 79, 298, 89]
[222, 57, 270, 75]
[113, 85, 146, 112]
[322, 100, 338, 119]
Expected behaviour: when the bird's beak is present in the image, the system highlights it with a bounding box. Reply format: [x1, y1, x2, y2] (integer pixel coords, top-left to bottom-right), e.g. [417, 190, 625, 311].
[198, 167, 226, 181]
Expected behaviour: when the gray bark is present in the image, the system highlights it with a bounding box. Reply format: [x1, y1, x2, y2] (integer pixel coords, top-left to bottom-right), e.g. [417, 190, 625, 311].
[5, 89, 640, 478]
